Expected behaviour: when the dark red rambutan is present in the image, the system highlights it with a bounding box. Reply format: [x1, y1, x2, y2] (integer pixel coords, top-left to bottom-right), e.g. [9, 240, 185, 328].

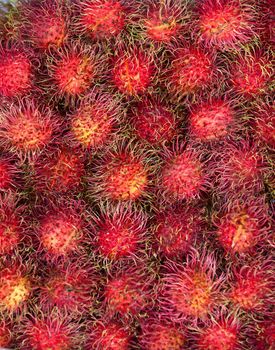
[87, 320, 133, 350]
[258, 0, 275, 45]
[0, 155, 18, 190]
[0, 319, 12, 347]
[19, 0, 69, 49]
[0, 42, 33, 98]
[90, 141, 151, 203]
[189, 98, 236, 142]
[139, 318, 186, 350]
[68, 90, 123, 150]
[112, 46, 155, 96]
[253, 101, 275, 148]
[39, 261, 96, 314]
[196, 0, 257, 49]
[103, 264, 155, 319]
[151, 204, 204, 258]
[36, 201, 86, 261]
[165, 46, 217, 99]
[160, 249, 224, 323]
[130, 96, 178, 146]
[250, 320, 275, 350]
[0, 98, 60, 160]
[76, 0, 128, 40]
[230, 49, 273, 98]
[215, 197, 271, 255]
[93, 203, 147, 261]
[33, 146, 85, 194]
[158, 143, 210, 202]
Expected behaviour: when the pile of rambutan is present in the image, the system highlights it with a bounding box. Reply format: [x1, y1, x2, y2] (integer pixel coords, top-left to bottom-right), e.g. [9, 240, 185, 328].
[0, 0, 274, 349]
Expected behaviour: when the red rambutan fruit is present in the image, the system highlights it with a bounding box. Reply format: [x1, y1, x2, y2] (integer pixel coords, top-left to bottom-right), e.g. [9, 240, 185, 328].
[39, 261, 96, 314]
[112, 46, 155, 96]
[87, 320, 133, 350]
[0, 98, 60, 160]
[33, 146, 85, 194]
[0, 155, 18, 190]
[130, 97, 178, 146]
[251, 320, 275, 350]
[189, 98, 236, 142]
[19, 0, 69, 49]
[215, 198, 271, 255]
[90, 141, 151, 203]
[196, 0, 257, 49]
[158, 143, 210, 202]
[258, 0, 275, 45]
[0, 42, 33, 98]
[103, 264, 155, 319]
[253, 101, 275, 148]
[139, 318, 186, 350]
[165, 46, 217, 99]
[230, 49, 273, 98]
[0, 319, 12, 347]
[68, 90, 123, 150]
[76, 0, 128, 40]
[93, 203, 147, 261]
[160, 249, 224, 323]
[36, 201, 86, 261]
[151, 204, 204, 258]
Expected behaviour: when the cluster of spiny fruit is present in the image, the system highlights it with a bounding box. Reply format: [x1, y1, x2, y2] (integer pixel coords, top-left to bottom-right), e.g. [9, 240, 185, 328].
[0, 0, 274, 349]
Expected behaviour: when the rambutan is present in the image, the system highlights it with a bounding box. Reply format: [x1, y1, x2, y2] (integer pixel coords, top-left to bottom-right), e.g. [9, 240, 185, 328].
[0, 155, 17, 190]
[68, 90, 123, 150]
[130, 97, 178, 146]
[189, 98, 236, 142]
[0, 98, 60, 160]
[112, 46, 155, 96]
[0, 319, 12, 347]
[151, 204, 204, 258]
[92, 204, 147, 261]
[250, 320, 275, 350]
[19, 0, 69, 49]
[196, 0, 256, 49]
[160, 250, 224, 323]
[76, 0, 128, 40]
[253, 101, 275, 148]
[0, 42, 33, 98]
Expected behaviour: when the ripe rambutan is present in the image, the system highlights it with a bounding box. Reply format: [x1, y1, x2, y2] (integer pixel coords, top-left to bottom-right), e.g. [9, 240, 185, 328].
[253, 101, 275, 148]
[36, 201, 86, 261]
[87, 320, 133, 350]
[130, 97, 178, 146]
[39, 261, 96, 314]
[139, 318, 186, 350]
[215, 197, 271, 255]
[76, 0, 128, 40]
[158, 143, 210, 202]
[68, 90, 123, 150]
[0, 98, 60, 160]
[0, 42, 33, 98]
[0, 319, 12, 347]
[0, 155, 18, 190]
[151, 204, 204, 258]
[160, 249, 224, 323]
[250, 320, 275, 350]
[189, 98, 236, 142]
[90, 142, 151, 203]
[112, 45, 155, 96]
[230, 50, 273, 98]
[92, 204, 147, 261]
[103, 264, 155, 319]
[196, 0, 256, 49]
[165, 46, 217, 99]
[19, 0, 69, 49]
[33, 146, 85, 194]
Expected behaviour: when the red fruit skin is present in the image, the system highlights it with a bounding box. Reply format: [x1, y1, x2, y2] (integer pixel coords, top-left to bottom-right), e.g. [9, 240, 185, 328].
[87, 320, 133, 350]
[215, 198, 271, 255]
[112, 47, 155, 96]
[0, 155, 18, 190]
[68, 90, 122, 150]
[253, 101, 275, 148]
[165, 46, 217, 100]
[93, 204, 147, 261]
[76, 0, 128, 40]
[160, 250, 224, 324]
[189, 99, 236, 142]
[251, 321, 275, 350]
[152, 205, 204, 258]
[139, 318, 186, 350]
[19, 0, 69, 49]
[130, 97, 178, 146]
[259, 0, 275, 45]
[230, 50, 273, 98]
[0, 43, 33, 98]
[0, 98, 60, 160]
[196, 0, 257, 49]
[0, 319, 12, 347]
